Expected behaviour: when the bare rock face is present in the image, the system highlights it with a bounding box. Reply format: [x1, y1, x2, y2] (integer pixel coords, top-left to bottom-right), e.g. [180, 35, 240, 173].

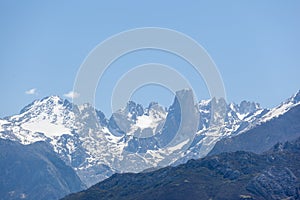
[247, 167, 298, 199]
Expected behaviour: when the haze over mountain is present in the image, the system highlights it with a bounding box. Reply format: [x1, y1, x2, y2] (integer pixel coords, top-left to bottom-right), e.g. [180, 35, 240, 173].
[0, 89, 300, 199]
[1, 2, 299, 200]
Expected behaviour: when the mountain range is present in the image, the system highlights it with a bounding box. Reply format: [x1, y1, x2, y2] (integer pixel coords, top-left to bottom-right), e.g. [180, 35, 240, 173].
[1, 89, 300, 199]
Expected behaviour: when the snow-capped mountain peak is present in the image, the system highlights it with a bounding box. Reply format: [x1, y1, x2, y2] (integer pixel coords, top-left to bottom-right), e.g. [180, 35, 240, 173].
[3, 96, 75, 142]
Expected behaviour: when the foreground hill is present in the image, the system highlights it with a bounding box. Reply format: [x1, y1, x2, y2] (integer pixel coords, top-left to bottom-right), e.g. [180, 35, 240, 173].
[0, 139, 84, 200]
[63, 137, 300, 200]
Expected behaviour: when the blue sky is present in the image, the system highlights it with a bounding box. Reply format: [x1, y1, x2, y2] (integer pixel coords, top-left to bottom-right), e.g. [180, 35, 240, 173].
[0, 1, 300, 117]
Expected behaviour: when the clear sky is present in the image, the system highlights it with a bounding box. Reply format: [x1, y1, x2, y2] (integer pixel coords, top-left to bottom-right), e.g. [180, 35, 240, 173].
[0, 1, 300, 117]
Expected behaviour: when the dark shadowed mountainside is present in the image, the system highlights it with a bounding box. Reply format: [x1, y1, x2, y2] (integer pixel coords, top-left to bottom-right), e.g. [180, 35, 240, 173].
[0, 139, 85, 200]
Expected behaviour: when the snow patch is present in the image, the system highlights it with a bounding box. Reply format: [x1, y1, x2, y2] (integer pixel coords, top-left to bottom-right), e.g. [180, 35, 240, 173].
[21, 120, 72, 137]
[135, 115, 158, 129]
[167, 139, 190, 152]
[0, 119, 9, 132]
[236, 112, 248, 120]
[262, 101, 300, 122]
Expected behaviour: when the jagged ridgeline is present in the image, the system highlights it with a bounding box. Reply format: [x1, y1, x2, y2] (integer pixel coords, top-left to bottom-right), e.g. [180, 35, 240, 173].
[0, 89, 300, 200]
